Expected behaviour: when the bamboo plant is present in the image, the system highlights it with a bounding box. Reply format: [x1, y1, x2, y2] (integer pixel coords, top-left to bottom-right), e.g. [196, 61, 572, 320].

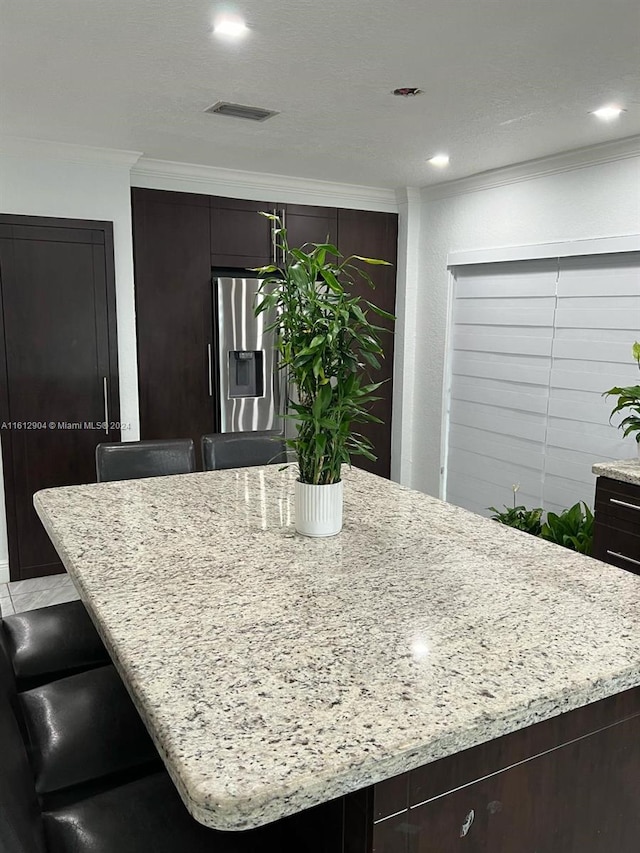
[254, 213, 393, 485]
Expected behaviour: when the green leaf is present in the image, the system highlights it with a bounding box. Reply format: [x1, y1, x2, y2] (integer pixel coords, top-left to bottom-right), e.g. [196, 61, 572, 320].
[320, 268, 343, 294]
[351, 304, 368, 324]
[360, 350, 381, 370]
[365, 300, 395, 321]
[351, 255, 392, 266]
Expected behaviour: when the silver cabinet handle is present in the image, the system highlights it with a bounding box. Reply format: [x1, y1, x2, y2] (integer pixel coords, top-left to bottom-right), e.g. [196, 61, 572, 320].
[207, 344, 213, 397]
[610, 498, 640, 512]
[102, 377, 109, 435]
[607, 550, 640, 568]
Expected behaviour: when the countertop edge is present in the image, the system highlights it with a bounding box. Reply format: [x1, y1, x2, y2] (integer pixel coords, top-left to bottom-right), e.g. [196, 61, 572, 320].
[592, 458, 640, 487]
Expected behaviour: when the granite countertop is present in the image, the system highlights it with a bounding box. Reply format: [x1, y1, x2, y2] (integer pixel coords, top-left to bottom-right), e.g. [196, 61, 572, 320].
[34, 467, 640, 831]
[593, 457, 640, 487]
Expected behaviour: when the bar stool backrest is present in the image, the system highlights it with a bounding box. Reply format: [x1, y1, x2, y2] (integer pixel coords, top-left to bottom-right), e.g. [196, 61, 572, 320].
[96, 439, 196, 483]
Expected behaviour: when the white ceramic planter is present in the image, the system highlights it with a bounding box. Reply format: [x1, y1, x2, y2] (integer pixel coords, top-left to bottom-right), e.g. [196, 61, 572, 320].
[294, 480, 343, 537]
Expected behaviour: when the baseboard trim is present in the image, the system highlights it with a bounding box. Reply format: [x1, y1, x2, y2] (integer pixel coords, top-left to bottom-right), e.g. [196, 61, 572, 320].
[0, 559, 10, 585]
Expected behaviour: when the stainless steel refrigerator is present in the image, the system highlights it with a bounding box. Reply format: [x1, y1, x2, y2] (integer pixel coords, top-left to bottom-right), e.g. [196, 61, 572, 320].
[212, 275, 284, 433]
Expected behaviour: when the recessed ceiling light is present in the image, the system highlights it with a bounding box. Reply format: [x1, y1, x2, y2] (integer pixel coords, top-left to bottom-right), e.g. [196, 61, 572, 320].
[428, 154, 450, 167]
[591, 104, 625, 121]
[213, 16, 248, 38]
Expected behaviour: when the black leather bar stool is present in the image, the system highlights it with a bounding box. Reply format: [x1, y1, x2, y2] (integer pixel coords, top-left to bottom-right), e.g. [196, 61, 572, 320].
[1, 601, 109, 691]
[202, 431, 287, 471]
[96, 438, 197, 482]
[1, 624, 159, 806]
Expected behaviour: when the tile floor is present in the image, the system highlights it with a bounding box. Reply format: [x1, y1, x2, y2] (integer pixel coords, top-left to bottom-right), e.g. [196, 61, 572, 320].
[0, 573, 80, 616]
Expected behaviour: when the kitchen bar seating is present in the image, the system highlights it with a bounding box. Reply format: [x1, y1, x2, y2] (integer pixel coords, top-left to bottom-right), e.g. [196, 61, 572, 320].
[1, 601, 109, 691]
[202, 431, 287, 470]
[96, 438, 197, 482]
[1, 604, 159, 806]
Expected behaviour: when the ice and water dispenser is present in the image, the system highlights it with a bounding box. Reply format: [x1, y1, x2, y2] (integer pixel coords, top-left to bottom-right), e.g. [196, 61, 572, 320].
[214, 276, 282, 433]
[228, 350, 264, 399]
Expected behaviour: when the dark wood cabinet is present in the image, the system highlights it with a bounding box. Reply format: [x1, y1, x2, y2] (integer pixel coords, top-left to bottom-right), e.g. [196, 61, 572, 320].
[132, 188, 214, 455]
[592, 476, 640, 573]
[132, 190, 398, 477]
[210, 196, 273, 268]
[0, 215, 119, 581]
[343, 687, 640, 852]
[337, 209, 398, 479]
[280, 203, 337, 251]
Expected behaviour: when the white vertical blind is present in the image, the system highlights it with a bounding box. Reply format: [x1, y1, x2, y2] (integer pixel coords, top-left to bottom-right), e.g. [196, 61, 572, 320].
[545, 253, 640, 512]
[445, 252, 640, 517]
[445, 260, 558, 516]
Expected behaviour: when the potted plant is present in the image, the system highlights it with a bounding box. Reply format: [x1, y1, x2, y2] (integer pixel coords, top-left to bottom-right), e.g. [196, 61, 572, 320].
[254, 213, 393, 537]
[603, 341, 640, 454]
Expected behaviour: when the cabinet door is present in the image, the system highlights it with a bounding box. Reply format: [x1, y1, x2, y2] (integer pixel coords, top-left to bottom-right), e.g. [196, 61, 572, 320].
[132, 188, 214, 452]
[337, 210, 398, 479]
[210, 197, 273, 268]
[403, 713, 640, 852]
[0, 217, 119, 581]
[281, 204, 337, 252]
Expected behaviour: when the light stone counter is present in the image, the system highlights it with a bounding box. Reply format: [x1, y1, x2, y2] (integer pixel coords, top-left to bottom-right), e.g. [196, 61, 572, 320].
[593, 457, 640, 487]
[34, 467, 640, 831]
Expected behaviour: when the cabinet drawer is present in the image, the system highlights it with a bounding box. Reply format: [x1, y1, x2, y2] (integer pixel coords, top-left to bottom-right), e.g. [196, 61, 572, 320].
[596, 476, 640, 509]
[593, 521, 640, 574]
[595, 477, 640, 532]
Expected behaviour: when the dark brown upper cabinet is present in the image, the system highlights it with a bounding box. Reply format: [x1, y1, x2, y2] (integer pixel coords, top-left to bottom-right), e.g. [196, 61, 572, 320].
[279, 204, 338, 254]
[210, 197, 273, 269]
[0, 214, 120, 581]
[132, 188, 214, 454]
[336, 209, 398, 480]
[131, 189, 398, 479]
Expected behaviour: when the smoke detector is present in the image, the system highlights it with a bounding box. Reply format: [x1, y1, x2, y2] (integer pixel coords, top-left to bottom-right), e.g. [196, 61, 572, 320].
[204, 101, 278, 122]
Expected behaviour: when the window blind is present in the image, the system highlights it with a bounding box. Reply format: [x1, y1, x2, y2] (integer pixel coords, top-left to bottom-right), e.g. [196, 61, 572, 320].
[445, 260, 557, 516]
[445, 252, 640, 517]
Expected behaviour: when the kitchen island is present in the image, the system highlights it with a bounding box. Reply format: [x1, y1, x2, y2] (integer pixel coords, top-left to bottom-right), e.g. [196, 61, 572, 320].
[34, 467, 640, 851]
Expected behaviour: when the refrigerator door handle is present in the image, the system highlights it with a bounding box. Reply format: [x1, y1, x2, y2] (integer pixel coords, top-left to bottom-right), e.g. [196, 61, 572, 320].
[279, 208, 286, 265]
[271, 208, 278, 264]
[207, 343, 213, 397]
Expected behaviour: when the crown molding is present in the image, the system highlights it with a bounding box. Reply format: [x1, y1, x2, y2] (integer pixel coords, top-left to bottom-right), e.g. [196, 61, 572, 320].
[422, 135, 640, 202]
[395, 186, 422, 207]
[0, 137, 143, 168]
[131, 157, 398, 212]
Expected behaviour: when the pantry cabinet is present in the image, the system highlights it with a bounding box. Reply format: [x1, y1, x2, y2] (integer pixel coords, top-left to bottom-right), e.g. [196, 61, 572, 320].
[132, 188, 398, 477]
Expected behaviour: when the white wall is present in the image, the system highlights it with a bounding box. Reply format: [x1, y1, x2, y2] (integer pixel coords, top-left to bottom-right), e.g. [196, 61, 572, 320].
[0, 142, 142, 581]
[409, 145, 640, 498]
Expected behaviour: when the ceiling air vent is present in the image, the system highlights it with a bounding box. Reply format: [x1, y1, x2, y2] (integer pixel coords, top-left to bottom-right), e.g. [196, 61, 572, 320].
[204, 101, 278, 122]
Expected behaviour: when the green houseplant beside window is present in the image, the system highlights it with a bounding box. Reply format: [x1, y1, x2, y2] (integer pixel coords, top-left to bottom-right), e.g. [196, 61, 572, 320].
[254, 213, 393, 536]
[603, 341, 640, 453]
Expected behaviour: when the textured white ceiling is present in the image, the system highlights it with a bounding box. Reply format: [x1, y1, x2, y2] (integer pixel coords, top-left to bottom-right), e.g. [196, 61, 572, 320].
[1, 0, 639, 188]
